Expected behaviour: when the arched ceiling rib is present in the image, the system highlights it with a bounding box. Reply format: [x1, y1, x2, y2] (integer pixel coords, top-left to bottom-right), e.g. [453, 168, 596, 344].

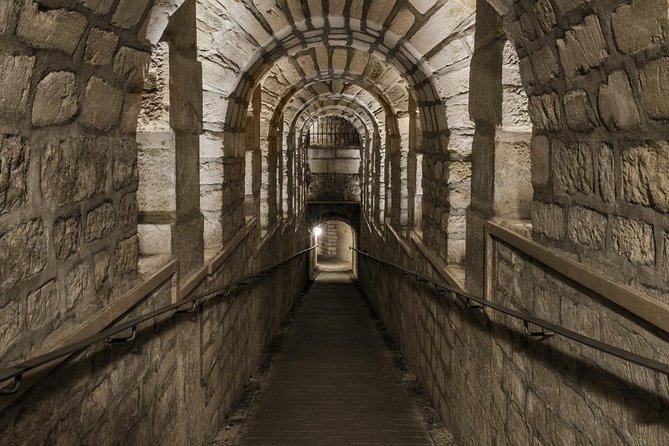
[194, 0, 475, 136]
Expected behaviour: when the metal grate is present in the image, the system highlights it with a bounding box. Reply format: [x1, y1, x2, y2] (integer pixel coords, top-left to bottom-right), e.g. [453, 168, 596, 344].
[307, 116, 360, 147]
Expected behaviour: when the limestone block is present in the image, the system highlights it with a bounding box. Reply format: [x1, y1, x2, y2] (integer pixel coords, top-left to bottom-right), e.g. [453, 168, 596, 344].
[598, 70, 641, 129]
[113, 46, 150, 92]
[611, 217, 655, 265]
[518, 57, 534, 87]
[200, 184, 222, 212]
[622, 143, 669, 212]
[0, 52, 35, 121]
[563, 90, 598, 131]
[435, 65, 470, 100]
[0, 219, 47, 290]
[410, 0, 475, 55]
[114, 235, 139, 277]
[138, 224, 171, 255]
[296, 54, 316, 76]
[502, 41, 522, 85]
[310, 148, 334, 159]
[310, 159, 328, 173]
[80, 76, 124, 131]
[554, 0, 590, 15]
[445, 97, 473, 130]
[63, 262, 92, 310]
[567, 206, 606, 250]
[0, 135, 29, 214]
[0, 299, 20, 356]
[254, 0, 289, 33]
[532, 201, 564, 240]
[329, 159, 360, 174]
[368, 0, 395, 25]
[85, 202, 116, 242]
[112, 0, 151, 29]
[494, 133, 531, 218]
[78, 0, 115, 15]
[552, 141, 593, 197]
[113, 140, 139, 190]
[120, 93, 142, 134]
[41, 138, 107, 206]
[638, 58, 669, 120]
[335, 149, 360, 159]
[612, 0, 667, 54]
[0, 1, 12, 35]
[504, 17, 530, 49]
[138, 134, 174, 210]
[447, 160, 471, 184]
[32, 72, 78, 127]
[429, 38, 470, 72]
[410, 0, 433, 14]
[93, 251, 110, 290]
[139, 42, 170, 131]
[17, 2, 87, 55]
[390, 9, 415, 37]
[53, 215, 80, 259]
[119, 192, 138, 234]
[556, 15, 608, 78]
[598, 144, 615, 204]
[530, 135, 550, 187]
[502, 87, 531, 130]
[221, 0, 271, 45]
[27, 281, 60, 330]
[533, 0, 556, 33]
[528, 93, 562, 131]
[530, 44, 559, 83]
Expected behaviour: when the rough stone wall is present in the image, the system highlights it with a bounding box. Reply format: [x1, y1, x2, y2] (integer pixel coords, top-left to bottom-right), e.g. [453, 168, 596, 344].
[497, 0, 669, 302]
[0, 0, 151, 369]
[489, 238, 669, 445]
[420, 4, 476, 266]
[319, 221, 338, 257]
[361, 3, 669, 444]
[483, 1, 669, 442]
[318, 220, 353, 262]
[358, 224, 492, 445]
[0, 221, 309, 445]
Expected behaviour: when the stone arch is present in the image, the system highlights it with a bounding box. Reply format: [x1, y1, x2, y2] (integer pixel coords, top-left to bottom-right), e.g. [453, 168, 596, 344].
[224, 32, 445, 138]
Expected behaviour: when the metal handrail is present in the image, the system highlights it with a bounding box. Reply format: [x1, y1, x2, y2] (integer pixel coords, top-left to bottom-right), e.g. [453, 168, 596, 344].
[352, 248, 669, 378]
[0, 246, 317, 393]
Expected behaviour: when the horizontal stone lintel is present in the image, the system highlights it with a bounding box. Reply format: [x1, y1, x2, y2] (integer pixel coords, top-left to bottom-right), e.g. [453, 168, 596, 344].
[138, 211, 176, 224]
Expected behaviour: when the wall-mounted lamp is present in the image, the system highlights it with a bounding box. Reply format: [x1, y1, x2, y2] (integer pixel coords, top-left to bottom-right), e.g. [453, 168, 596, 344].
[313, 226, 322, 237]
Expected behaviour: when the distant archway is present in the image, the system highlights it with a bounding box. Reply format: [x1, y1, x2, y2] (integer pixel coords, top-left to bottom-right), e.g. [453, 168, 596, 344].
[314, 220, 356, 273]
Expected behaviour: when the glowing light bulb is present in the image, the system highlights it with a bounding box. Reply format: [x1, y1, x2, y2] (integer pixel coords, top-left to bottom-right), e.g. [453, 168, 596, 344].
[313, 226, 322, 237]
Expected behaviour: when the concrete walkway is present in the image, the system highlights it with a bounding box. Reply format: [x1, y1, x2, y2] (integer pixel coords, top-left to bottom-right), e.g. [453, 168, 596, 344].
[238, 271, 434, 446]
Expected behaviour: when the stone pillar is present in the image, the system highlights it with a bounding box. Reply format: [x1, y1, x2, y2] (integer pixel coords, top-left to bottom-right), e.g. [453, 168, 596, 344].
[466, 0, 504, 295]
[163, 0, 203, 276]
[287, 129, 295, 218]
[407, 93, 423, 234]
[251, 88, 262, 226]
[137, 43, 175, 264]
[398, 114, 411, 230]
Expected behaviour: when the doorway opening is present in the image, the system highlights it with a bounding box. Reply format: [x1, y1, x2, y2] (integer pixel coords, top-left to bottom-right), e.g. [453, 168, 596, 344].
[314, 220, 356, 273]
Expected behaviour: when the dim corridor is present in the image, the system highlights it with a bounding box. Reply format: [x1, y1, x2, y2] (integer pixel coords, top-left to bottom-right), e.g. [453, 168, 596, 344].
[235, 271, 435, 445]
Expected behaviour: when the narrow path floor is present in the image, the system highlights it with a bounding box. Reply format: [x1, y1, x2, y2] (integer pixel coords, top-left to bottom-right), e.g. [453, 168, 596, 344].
[236, 271, 435, 446]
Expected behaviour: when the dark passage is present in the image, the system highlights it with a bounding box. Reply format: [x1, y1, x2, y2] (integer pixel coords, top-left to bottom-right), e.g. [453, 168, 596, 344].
[237, 271, 434, 445]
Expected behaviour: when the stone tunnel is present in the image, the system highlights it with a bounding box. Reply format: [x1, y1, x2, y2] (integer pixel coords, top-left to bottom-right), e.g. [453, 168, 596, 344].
[1, 0, 669, 444]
